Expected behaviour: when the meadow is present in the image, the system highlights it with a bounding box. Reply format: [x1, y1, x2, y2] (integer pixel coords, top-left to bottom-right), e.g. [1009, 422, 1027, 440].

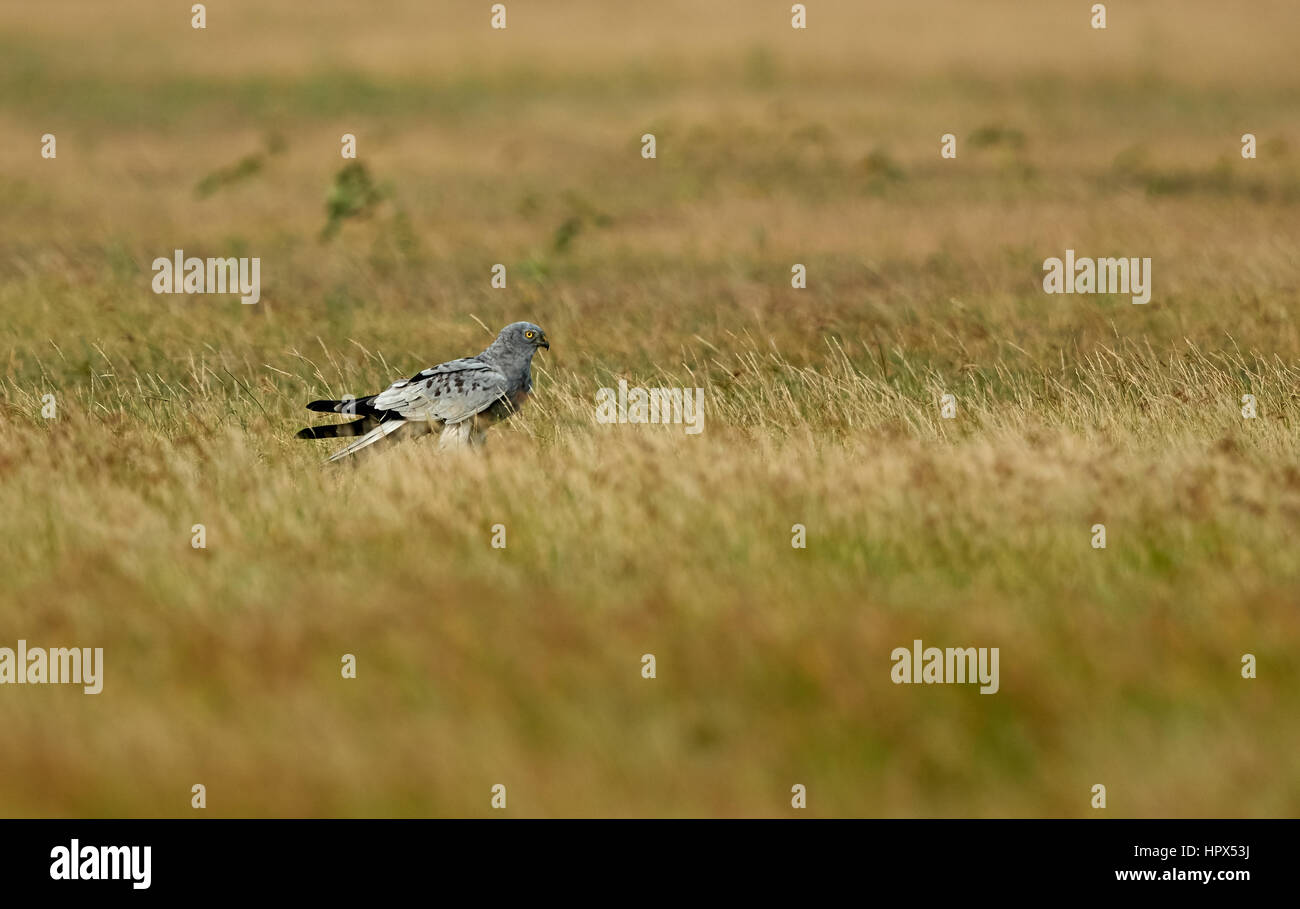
[0, 0, 1298, 816]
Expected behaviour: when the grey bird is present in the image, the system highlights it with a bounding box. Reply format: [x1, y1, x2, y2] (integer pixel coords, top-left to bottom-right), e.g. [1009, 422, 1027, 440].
[297, 321, 549, 462]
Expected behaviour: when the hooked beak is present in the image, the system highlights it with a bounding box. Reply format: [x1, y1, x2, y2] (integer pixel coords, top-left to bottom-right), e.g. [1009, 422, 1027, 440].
[539, 334, 550, 350]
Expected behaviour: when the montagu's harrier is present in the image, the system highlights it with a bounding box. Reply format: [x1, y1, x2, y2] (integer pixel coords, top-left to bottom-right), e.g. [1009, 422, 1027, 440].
[297, 321, 548, 462]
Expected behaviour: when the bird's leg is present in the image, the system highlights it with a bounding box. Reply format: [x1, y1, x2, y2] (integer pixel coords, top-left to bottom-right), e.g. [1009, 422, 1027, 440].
[469, 416, 489, 448]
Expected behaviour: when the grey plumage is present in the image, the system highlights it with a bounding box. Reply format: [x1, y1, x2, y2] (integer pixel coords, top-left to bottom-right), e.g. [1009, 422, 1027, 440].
[297, 321, 549, 462]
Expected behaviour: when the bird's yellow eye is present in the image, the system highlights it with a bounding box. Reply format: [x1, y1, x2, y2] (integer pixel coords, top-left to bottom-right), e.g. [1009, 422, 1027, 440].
[525, 330, 535, 339]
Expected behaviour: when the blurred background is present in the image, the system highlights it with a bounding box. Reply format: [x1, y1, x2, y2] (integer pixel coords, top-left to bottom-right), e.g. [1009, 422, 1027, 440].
[1, 1, 1298, 817]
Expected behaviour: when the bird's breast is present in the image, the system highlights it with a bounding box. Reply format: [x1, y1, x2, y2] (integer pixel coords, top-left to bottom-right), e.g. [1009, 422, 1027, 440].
[481, 387, 530, 423]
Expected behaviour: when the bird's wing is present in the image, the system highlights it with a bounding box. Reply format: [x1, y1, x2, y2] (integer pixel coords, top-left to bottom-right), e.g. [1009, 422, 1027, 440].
[369, 358, 510, 424]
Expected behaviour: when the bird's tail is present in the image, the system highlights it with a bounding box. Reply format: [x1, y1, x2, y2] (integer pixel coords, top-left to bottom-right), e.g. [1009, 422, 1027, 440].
[325, 419, 412, 463]
[306, 398, 364, 414]
[296, 417, 374, 439]
[299, 396, 403, 444]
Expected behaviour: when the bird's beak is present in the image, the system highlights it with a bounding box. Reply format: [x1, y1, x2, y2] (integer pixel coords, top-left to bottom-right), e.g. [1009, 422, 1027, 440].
[539, 335, 550, 350]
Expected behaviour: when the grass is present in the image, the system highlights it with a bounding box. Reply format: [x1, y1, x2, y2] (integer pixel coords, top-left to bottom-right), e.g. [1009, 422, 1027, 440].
[1, 0, 1298, 817]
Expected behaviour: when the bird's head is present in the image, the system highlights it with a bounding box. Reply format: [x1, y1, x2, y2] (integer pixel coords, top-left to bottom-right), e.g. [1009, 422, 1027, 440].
[499, 321, 549, 351]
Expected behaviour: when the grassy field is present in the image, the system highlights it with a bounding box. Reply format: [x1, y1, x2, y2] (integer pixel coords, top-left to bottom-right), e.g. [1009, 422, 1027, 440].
[1, 0, 1298, 817]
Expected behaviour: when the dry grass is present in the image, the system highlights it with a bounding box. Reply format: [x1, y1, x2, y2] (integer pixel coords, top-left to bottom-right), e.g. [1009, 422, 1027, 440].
[1, 0, 1298, 817]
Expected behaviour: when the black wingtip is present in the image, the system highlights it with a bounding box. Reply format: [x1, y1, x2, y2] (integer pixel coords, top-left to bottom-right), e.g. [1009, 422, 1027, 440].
[306, 399, 339, 413]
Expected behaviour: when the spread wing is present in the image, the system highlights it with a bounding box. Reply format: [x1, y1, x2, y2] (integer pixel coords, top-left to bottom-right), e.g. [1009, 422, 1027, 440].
[369, 358, 510, 424]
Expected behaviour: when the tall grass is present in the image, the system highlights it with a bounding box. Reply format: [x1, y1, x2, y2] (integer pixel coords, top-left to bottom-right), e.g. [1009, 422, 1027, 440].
[1, 0, 1298, 816]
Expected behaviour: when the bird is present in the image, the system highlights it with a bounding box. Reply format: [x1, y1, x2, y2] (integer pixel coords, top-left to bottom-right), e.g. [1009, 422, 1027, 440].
[297, 321, 549, 462]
